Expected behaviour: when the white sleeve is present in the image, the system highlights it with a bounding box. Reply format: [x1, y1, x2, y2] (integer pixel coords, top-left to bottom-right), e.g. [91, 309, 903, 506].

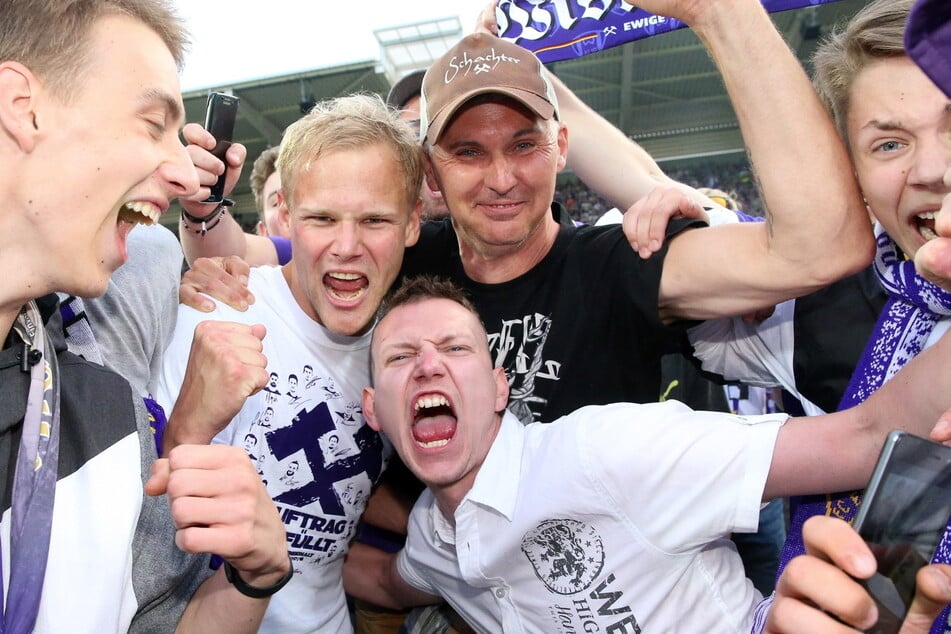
[688, 299, 828, 415]
[688, 298, 797, 389]
[395, 549, 436, 595]
[576, 402, 787, 550]
[395, 506, 439, 595]
[154, 303, 206, 419]
[704, 203, 742, 227]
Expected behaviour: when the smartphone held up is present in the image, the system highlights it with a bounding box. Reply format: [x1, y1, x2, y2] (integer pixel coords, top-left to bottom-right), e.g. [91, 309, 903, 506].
[203, 92, 239, 203]
[853, 430, 951, 634]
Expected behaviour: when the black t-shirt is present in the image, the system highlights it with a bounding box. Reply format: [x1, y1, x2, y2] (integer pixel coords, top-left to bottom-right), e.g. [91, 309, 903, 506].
[400, 204, 700, 423]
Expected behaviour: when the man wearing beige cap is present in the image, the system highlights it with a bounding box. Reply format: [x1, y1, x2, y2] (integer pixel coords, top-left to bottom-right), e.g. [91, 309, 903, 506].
[399, 0, 872, 428]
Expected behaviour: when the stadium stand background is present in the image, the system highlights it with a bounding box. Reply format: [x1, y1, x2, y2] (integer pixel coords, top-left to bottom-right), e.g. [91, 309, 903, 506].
[172, 0, 868, 231]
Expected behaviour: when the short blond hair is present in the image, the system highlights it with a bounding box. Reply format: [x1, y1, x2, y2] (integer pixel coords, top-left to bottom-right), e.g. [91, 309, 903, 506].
[0, 0, 188, 101]
[278, 94, 423, 212]
[811, 0, 912, 141]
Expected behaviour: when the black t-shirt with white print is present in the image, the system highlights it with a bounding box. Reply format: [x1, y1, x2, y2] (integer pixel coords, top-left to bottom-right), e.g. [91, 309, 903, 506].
[399, 204, 700, 424]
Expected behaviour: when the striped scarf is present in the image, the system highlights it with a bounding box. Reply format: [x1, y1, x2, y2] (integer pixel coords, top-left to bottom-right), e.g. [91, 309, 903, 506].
[753, 224, 951, 633]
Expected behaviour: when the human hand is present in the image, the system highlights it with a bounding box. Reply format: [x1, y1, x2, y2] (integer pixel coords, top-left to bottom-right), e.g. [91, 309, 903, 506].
[914, 193, 951, 292]
[622, 186, 708, 259]
[766, 516, 951, 633]
[180, 122, 248, 212]
[741, 305, 776, 324]
[165, 320, 268, 449]
[146, 445, 289, 586]
[930, 412, 951, 447]
[179, 256, 255, 313]
[621, 0, 764, 31]
[620, 0, 713, 23]
[474, 0, 499, 35]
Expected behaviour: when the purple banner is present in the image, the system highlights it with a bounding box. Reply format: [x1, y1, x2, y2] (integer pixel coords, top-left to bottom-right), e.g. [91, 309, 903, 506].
[497, 0, 844, 63]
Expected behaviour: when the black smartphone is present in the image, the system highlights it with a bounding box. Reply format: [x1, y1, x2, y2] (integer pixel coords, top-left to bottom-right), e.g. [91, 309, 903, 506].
[203, 92, 239, 203]
[853, 430, 951, 634]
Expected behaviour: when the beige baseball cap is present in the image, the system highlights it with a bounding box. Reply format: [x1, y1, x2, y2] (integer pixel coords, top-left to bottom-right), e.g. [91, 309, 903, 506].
[420, 32, 560, 145]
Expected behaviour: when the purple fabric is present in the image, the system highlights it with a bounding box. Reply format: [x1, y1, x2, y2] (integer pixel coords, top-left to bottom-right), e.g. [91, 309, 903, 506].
[2, 307, 61, 634]
[775, 228, 951, 634]
[144, 396, 167, 457]
[498, 0, 846, 63]
[269, 236, 292, 266]
[906, 0, 951, 98]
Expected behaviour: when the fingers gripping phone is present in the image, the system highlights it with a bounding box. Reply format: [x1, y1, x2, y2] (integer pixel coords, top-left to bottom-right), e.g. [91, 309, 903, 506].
[853, 430, 951, 634]
[203, 92, 239, 203]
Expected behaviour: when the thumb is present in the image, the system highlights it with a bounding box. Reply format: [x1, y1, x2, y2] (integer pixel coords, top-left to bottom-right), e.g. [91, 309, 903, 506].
[929, 413, 951, 446]
[898, 564, 951, 634]
[144, 458, 171, 496]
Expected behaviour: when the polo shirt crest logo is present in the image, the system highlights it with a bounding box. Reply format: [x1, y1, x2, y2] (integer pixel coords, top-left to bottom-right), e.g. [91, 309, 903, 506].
[521, 519, 605, 595]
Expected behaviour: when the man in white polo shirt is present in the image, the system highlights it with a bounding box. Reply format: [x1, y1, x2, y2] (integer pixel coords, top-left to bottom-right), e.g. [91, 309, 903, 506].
[347, 276, 951, 634]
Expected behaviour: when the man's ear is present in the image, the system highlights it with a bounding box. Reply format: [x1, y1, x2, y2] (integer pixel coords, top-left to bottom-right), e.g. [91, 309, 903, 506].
[0, 61, 42, 152]
[555, 123, 568, 172]
[423, 151, 442, 196]
[276, 189, 291, 232]
[405, 198, 422, 247]
[362, 387, 381, 432]
[494, 366, 510, 413]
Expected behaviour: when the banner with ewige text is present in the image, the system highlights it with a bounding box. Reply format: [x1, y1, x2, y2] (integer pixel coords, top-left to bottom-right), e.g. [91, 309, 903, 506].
[496, 0, 844, 63]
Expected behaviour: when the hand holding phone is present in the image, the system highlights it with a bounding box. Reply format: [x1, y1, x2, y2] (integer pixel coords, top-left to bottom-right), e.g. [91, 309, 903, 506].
[853, 430, 951, 634]
[203, 92, 239, 203]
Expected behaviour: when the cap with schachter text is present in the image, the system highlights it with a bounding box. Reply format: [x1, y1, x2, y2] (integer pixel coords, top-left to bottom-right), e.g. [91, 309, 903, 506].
[905, 0, 951, 97]
[419, 32, 559, 145]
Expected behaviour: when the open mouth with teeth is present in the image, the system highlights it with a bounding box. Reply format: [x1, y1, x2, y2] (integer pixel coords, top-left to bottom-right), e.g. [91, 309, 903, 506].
[118, 201, 161, 226]
[325, 272, 369, 302]
[412, 394, 457, 449]
[916, 212, 938, 241]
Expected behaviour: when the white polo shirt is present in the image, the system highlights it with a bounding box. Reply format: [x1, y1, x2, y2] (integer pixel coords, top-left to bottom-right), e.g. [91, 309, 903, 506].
[397, 402, 787, 634]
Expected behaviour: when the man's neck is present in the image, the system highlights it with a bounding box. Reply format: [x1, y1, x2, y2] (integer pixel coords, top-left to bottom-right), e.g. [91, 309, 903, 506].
[456, 215, 560, 285]
[433, 478, 476, 527]
[430, 414, 505, 526]
[0, 212, 55, 341]
[435, 498, 458, 528]
[282, 264, 320, 323]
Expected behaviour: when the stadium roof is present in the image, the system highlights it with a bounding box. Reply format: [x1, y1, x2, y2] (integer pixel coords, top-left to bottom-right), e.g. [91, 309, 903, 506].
[177, 0, 868, 228]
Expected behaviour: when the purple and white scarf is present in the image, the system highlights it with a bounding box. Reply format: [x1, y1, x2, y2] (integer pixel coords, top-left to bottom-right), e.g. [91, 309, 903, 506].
[1, 302, 61, 634]
[753, 224, 951, 634]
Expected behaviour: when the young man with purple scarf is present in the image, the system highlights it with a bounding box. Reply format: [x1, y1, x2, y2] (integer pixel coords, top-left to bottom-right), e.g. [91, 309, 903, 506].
[764, 0, 951, 631]
[731, 0, 951, 632]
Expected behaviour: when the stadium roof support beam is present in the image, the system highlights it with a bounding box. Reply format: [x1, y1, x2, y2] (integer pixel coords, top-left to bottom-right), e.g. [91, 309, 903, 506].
[619, 44, 636, 134]
[233, 93, 283, 146]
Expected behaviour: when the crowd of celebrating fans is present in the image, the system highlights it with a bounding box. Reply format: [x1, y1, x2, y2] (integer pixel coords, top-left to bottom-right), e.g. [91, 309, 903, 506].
[2, 1, 950, 633]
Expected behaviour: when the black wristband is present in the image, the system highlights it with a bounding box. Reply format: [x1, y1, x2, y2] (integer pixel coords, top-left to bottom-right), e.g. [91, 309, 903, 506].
[224, 555, 294, 599]
[180, 198, 233, 236]
[181, 197, 234, 224]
